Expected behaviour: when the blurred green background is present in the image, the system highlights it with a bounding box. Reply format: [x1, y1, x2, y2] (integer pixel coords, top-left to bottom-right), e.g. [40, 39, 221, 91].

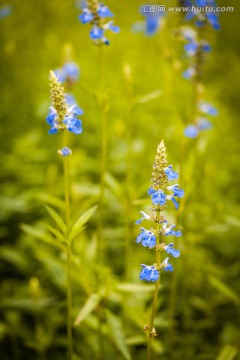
[0, 0, 240, 359]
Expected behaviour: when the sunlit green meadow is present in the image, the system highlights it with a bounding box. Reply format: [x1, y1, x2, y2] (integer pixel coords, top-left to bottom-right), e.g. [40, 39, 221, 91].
[0, 0, 240, 359]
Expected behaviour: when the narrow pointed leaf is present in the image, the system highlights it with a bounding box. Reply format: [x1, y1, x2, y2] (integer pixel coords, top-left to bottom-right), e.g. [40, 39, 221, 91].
[106, 311, 131, 360]
[70, 205, 97, 241]
[74, 293, 101, 326]
[45, 205, 66, 234]
[217, 345, 238, 360]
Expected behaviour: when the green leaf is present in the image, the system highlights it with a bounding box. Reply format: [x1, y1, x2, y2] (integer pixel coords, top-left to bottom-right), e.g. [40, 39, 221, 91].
[216, 345, 238, 360]
[45, 205, 66, 234]
[74, 293, 101, 326]
[208, 275, 239, 305]
[20, 224, 65, 250]
[105, 172, 123, 198]
[40, 223, 64, 241]
[70, 205, 97, 241]
[106, 311, 131, 360]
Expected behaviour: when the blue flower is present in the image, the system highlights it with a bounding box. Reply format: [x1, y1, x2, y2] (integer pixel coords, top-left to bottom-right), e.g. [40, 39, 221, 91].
[103, 20, 120, 33]
[46, 107, 58, 134]
[167, 185, 184, 209]
[97, 3, 113, 18]
[168, 185, 184, 198]
[46, 104, 84, 135]
[183, 67, 196, 79]
[58, 147, 72, 157]
[90, 25, 104, 40]
[0, 5, 12, 19]
[164, 165, 178, 181]
[163, 243, 180, 258]
[139, 264, 159, 282]
[184, 40, 198, 57]
[184, 125, 199, 138]
[136, 228, 156, 249]
[135, 211, 151, 225]
[162, 220, 182, 237]
[78, 8, 94, 24]
[148, 188, 166, 206]
[63, 62, 80, 83]
[199, 102, 218, 116]
[143, 13, 162, 36]
[198, 118, 212, 130]
[162, 257, 174, 272]
[78, 1, 119, 45]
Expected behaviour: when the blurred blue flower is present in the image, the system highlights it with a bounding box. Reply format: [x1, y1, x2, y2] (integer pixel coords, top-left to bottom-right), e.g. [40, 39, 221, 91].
[58, 147, 72, 157]
[186, 0, 220, 29]
[0, 4, 12, 19]
[162, 220, 182, 237]
[164, 165, 178, 181]
[78, 1, 119, 45]
[162, 257, 174, 272]
[148, 188, 166, 206]
[198, 117, 212, 130]
[183, 67, 196, 79]
[46, 104, 83, 135]
[167, 185, 184, 209]
[163, 243, 180, 258]
[199, 102, 218, 116]
[136, 228, 156, 248]
[184, 124, 199, 138]
[140, 264, 159, 282]
[135, 211, 151, 225]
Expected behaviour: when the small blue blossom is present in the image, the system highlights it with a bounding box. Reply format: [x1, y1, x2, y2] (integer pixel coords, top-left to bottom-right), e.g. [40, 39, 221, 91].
[79, 8, 94, 23]
[162, 220, 182, 237]
[167, 185, 184, 209]
[135, 211, 151, 225]
[162, 257, 174, 272]
[46, 107, 58, 134]
[184, 40, 198, 57]
[136, 228, 156, 249]
[0, 4, 12, 19]
[199, 102, 218, 116]
[164, 165, 178, 181]
[143, 12, 162, 36]
[163, 243, 180, 258]
[183, 67, 196, 79]
[148, 188, 166, 206]
[198, 117, 212, 131]
[97, 3, 113, 18]
[167, 185, 184, 198]
[184, 124, 199, 138]
[58, 147, 72, 157]
[103, 20, 120, 33]
[139, 264, 159, 282]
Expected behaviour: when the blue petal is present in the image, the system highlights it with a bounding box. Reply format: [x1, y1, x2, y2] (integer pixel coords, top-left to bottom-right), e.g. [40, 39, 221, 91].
[171, 197, 179, 210]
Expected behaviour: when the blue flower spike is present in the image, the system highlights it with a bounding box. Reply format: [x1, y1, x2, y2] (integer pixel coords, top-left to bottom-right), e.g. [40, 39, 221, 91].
[136, 141, 183, 287]
[47, 71, 84, 136]
[78, 0, 120, 45]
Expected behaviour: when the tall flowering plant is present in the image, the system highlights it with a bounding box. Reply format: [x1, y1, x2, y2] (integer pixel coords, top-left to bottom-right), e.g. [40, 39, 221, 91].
[135, 140, 184, 359]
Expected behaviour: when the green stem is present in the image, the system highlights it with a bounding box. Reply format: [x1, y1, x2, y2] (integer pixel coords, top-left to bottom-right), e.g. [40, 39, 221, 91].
[147, 214, 161, 360]
[63, 130, 73, 360]
[97, 44, 107, 262]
